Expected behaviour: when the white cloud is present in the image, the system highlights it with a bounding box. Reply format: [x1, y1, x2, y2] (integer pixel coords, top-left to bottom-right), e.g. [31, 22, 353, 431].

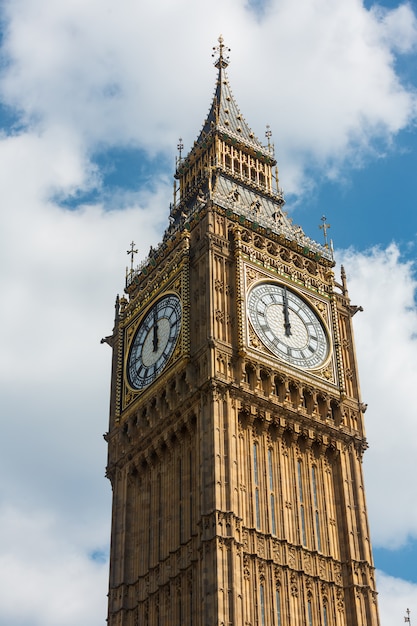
[0, 131, 171, 624]
[338, 244, 417, 548]
[0, 505, 108, 626]
[244, 0, 417, 191]
[0, 0, 416, 623]
[0, 0, 416, 188]
[377, 570, 417, 625]
[372, 2, 417, 53]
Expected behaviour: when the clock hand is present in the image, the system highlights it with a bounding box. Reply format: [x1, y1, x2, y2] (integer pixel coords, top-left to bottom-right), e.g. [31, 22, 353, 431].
[282, 287, 292, 337]
[153, 308, 159, 352]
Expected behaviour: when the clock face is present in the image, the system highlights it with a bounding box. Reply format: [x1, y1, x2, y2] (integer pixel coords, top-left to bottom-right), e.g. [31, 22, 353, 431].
[247, 282, 329, 369]
[127, 294, 182, 390]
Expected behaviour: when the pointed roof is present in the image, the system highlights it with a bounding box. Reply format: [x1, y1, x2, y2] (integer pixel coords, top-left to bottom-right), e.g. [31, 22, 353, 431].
[195, 36, 275, 162]
[166, 37, 334, 265]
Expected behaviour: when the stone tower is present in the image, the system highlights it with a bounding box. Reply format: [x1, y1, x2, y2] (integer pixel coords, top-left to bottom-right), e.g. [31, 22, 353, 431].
[105, 36, 380, 626]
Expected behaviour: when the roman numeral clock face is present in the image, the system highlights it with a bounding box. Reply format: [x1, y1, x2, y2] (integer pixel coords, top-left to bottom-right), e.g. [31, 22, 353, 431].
[127, 294, 182, 390]
[247, 282, 329, 369]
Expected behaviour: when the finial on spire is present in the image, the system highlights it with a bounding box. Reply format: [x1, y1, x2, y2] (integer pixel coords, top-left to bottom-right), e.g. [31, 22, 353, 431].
[319, 215, 331, 248]
[212, 34, 230, 69]
[265, 125, 272, 148]
[127, 241, 138, 274]
[265, 124, 275, 156]
[177, 137, 184, 160]
[405, 608, 411, 624]
[175, 137, 184, 167]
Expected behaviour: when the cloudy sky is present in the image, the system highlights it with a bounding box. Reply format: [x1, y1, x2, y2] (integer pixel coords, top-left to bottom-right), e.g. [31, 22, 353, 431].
[0, 0, 416, 624]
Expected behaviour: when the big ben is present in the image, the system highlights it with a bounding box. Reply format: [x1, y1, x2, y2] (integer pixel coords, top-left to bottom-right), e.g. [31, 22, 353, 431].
[104, 36, 380, 626]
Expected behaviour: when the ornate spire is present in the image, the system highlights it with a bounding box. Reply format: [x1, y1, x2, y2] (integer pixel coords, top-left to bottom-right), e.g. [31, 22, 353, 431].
[194, 36, 270, 156]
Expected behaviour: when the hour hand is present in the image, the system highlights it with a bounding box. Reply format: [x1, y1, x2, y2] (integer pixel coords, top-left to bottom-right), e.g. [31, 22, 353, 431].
[283, 287, 292, 337]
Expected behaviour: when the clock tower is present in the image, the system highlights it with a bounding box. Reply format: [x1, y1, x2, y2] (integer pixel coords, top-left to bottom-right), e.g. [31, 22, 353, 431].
[104, 37, 380, 626]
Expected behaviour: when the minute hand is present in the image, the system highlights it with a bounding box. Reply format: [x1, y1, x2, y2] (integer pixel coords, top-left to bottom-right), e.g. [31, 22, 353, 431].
[153, 308, 159, 352]
[282, 287, 292, 337]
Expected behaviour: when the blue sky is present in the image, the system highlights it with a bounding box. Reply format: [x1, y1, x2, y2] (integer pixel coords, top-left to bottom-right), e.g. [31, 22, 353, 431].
[300, 132, 417, 253]
[0, 0, 416, 624]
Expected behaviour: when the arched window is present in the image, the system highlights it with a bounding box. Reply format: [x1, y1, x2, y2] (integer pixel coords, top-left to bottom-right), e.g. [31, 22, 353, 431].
[253, 442, 261, 529]
[312, 466, 322, 552]
[276, 588, 282, 626]
[297, 460, 307, 546]
[307, 600, 313, 626]
[323, 602, 329, 626]
[260, 583, 266, 626]
[268, 448, 277, 535]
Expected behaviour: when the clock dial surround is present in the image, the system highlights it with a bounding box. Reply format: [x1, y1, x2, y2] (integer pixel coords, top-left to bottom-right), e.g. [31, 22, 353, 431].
[247, 282, 329, 369]
[127, 294, 182, 390]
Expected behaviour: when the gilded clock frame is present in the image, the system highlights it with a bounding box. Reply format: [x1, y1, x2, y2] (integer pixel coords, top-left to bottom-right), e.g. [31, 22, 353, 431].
[118, 261, 190, 415]
[242, 261, 337, 384]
